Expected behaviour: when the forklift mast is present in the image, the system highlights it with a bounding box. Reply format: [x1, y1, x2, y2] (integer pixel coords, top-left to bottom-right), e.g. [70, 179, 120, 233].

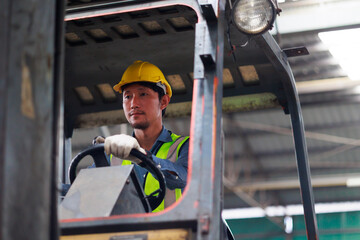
[0, 0, 318, 240]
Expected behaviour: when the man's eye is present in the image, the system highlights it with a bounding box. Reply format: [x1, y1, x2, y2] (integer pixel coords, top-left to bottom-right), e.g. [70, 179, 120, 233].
[140, 92, 147, 96]
[124, 95, 130, 100]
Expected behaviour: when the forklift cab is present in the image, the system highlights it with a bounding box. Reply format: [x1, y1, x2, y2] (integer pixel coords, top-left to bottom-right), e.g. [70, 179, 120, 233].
[58, 0, 317, 239]
[0, 0, 321, 239]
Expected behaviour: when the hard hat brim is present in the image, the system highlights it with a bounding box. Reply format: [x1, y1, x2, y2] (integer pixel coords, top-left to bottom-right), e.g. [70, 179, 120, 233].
[113, 60, 173, 98]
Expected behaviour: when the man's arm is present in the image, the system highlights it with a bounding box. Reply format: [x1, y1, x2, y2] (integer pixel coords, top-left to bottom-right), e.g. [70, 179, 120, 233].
[150, 139, 189, 190]
[98, 134, 189, 190]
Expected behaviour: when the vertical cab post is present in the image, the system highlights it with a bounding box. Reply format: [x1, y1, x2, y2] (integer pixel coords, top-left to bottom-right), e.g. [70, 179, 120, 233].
[0, 0, 63, 239]
[192, 0, 226, 238]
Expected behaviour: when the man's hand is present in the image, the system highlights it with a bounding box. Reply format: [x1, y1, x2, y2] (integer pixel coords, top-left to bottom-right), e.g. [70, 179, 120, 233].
[93, 136, 105, 145]
[104, 134, 147, 164]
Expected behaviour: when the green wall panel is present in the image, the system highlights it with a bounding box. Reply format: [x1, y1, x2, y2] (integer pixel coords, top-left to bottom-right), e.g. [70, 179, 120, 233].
[226, 211, 360, 240]
[227, 217, 283, 235]
[293, 233, 360, 240]
[318, 212, 360, 230]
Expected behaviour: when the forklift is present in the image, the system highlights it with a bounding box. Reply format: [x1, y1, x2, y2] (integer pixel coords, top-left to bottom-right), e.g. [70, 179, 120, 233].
[0, 0, 319, 239]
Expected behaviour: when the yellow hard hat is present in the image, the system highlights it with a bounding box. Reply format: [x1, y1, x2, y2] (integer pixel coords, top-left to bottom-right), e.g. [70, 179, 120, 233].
[113, 60, 172, 98]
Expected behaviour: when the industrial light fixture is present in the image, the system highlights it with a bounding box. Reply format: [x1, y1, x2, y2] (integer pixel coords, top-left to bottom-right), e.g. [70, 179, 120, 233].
[319, 28, 360, 81]
[232, 0, 277, 35]
[346, 177, 360, 187]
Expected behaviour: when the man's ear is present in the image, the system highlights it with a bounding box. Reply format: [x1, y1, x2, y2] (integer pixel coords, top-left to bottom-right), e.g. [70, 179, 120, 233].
[160, 94, 170, 110]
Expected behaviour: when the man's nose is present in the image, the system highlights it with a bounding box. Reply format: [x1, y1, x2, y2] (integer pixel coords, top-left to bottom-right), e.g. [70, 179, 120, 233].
[130, 95, 140, 108]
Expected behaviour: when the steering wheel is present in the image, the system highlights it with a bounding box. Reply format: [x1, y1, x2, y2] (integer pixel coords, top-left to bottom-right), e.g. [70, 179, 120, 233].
[68, 143, 166, 211]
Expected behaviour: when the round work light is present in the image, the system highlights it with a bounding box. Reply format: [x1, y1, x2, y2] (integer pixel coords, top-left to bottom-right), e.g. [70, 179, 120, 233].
[232, 0, 277, 35]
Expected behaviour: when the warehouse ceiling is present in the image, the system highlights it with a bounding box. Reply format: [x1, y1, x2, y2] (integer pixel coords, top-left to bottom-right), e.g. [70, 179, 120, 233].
[66, 0, 360, 213]
[219, 0, 360, 210]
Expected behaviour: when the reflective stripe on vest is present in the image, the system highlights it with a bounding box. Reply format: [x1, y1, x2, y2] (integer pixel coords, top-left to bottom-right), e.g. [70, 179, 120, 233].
[119, 133, 189, 212]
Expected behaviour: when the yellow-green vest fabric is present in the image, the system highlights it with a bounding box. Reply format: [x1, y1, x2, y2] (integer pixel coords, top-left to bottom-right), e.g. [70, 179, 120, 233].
[119, 133, 188, 212]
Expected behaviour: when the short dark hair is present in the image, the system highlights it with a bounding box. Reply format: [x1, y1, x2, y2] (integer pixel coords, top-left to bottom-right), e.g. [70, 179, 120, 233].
[121, 82, 167, 116]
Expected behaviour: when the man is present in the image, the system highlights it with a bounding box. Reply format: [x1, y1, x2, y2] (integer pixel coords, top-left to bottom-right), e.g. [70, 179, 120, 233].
[97, 60, 189, 212]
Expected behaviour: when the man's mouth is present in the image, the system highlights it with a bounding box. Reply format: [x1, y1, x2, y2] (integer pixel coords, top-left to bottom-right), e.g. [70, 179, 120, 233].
[129, 111, 144, 116]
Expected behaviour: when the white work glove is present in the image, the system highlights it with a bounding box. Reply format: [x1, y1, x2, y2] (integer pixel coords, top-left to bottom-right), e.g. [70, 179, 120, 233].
[93, 136, 105, 145]
[104, 134, 147, 165]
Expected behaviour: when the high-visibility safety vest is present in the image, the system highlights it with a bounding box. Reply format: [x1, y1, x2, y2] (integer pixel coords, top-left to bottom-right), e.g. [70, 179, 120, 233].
[117, 133, 189, 212]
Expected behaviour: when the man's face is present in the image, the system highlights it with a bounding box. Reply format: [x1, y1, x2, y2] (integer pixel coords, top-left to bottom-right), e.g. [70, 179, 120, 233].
[122, 83, 165, 130]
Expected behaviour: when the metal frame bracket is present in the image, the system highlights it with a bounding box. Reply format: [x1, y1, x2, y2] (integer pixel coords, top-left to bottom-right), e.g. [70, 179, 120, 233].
[283, 46, 309, 58]
[200, 54, 216, 71]
[200, 4, 217, 24]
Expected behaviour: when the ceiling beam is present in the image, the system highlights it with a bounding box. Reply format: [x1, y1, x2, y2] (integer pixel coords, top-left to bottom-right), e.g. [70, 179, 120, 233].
[234, 121, 360, 147]
[297, 77, 360, 94]
[234, 173, 360, 191]
[273, 0, 360, 34]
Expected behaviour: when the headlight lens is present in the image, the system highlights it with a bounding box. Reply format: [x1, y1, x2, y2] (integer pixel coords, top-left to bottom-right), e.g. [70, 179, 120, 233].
[232, 0, 276, 35]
